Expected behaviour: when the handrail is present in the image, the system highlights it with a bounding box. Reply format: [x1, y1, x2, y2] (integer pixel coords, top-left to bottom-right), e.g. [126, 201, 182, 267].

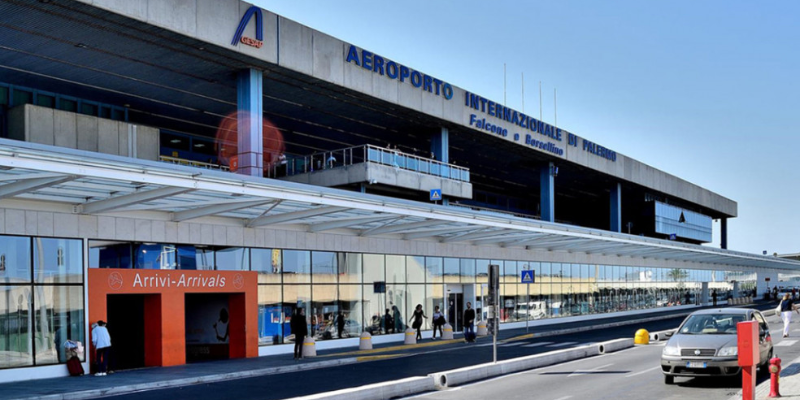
[159, 155, 230, 171]
[267, 144, 470, 182]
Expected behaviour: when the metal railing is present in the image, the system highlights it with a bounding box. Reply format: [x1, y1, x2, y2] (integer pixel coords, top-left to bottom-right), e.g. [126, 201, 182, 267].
[159, 155, 230, 171]
[266, 144, 470, 182]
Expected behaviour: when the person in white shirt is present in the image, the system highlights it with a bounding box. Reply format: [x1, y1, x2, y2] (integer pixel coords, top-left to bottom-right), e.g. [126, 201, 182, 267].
[91, 320, 112, 376]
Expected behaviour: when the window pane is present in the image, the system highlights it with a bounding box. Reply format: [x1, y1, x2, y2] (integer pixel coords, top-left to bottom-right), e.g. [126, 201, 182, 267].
[215, 247, 248, 271]
[258, 285, 283, 345]
[33, 285, 85, 365]
[311, 284, 337, 340]
[80, 102, 97, 116]
[407, 284, 426, 331]
[386, 255, 404, 284]
[460, 259, 476, 282]
[0, 285, 33, 368]
[283, 250, 310, 284]
[251, 248, 281, 284]
[339, 253, 361, 284]
[0, 236, 31, 283]
[406, 256, 424, 283]
[311, 251, 337, 284]
[363, 254, 384, 284]
[338, 285, 362, 338]
[363, 282, 388, 336]
[12, 90, 32, 106]
[283, 285, 310, 343]
[443, 258, 459, 284]
[387, 283, 406, 331]
[0, 86, 8, 105]
[33, 238, 83, 284]
[425, 257, 443, 284]
[112, 109, 125, 121]
[59, 99, 77, 112]
[99, 107, 111, 119]
[89, 241, 132, 269]
[36, 95, 55, 108]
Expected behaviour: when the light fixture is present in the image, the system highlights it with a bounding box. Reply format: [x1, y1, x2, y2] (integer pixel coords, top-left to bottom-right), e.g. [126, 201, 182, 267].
[194, 143, 205, 148]
[170, 139, 182, 144]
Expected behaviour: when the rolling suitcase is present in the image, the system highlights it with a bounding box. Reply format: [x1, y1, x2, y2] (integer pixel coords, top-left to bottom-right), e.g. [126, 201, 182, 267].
[67, 356, 84, 376]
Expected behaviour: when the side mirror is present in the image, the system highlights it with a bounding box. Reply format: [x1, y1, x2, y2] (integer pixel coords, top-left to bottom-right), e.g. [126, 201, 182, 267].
[665, 330, 675, 338]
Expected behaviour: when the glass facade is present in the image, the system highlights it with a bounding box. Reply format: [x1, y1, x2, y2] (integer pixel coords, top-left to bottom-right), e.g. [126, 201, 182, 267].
[1, 236, 84, 370]
[89, 240, 747, 347]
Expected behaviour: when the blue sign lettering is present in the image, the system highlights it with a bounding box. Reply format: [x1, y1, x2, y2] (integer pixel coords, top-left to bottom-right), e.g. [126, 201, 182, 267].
[345, 44, 453, 100]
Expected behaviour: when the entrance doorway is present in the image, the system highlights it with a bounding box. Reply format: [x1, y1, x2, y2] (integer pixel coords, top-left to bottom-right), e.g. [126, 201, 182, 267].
[447, 290, 463, 332]
[107, 294, 146, 370]
[185, 294, 233, 363]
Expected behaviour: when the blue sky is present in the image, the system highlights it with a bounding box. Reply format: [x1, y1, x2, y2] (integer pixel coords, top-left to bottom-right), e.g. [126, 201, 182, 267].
[255, 1, 800, 255]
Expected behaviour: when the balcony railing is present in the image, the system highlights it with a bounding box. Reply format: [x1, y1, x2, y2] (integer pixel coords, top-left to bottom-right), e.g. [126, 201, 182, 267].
[267, 144, 470, 182]
[160, 155, 230, 171]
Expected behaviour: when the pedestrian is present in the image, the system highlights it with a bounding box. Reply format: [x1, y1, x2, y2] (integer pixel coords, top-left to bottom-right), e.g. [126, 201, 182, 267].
[392, 305, 403, 332]
[91, 320, 111, 376]
[383, 308, 394, 334]
[773, 287, 779, 300]
[684, 291, 690, 306]
[463, 302, 476, 342]
[336, 311, 345, 339]
[408, 304, 428, 341]
[291, 308, 307, 360]
[712, 289, 717, 307]
[431, 306, 444, 340]
[778, 294, 799, 338]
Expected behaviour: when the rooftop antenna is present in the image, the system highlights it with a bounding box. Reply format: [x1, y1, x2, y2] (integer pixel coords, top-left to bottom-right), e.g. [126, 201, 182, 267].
[554, 88, 558, 127]
[521, 72, 525, 113]
[539, 81, 543, 121]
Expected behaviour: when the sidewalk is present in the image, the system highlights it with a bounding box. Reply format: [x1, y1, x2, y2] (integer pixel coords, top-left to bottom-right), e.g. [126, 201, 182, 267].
[1, 301, 771, 400]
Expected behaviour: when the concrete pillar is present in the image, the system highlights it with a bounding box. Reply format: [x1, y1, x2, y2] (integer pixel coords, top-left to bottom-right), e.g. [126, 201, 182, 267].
[540, 162, 555, 222]
[701, 282, 709, 306]
[430, 127, 449, 163]
[732, 281, 740, 298]
[237, 69, 263, 177]
[610, 182, 621, 232]
[720, 218, 728, 249]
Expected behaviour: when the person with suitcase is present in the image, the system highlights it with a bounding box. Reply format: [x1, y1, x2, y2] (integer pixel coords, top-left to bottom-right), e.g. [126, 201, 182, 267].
[91, 320, 112, 376]
[64, 340, 84, 376]
[463, 302, 476, 343]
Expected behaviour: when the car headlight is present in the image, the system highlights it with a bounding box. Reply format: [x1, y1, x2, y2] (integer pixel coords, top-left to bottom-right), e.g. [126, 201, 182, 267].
[663, 346, 680, 356]
[718, 346, 738, 356]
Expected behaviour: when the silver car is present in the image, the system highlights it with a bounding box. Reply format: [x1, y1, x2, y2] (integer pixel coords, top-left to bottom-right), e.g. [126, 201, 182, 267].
[661, 308, 772, 384]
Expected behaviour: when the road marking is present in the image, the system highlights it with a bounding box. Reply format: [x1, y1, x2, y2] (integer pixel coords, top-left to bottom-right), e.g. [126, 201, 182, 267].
[568, 363, 614, 377]
[500, 342, 526, 347]
[523, 342, 554, 348]
[552, 397, 572, 400]
[775, 340, 797, 347]
[623, 366, 661, 378]
[548, 342, 578, 348]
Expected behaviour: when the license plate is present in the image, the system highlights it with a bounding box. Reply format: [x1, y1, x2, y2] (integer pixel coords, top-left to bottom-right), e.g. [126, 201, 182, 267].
[686, 361, 707, 368]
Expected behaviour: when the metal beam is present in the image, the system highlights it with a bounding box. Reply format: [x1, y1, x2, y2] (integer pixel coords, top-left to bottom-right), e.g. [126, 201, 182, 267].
[402, 226, 478, 240]
[546, 239, 599, 251]
[471, 233, 545, 246]
[172, 199, 274, 222]
[360, 219, 442, 236]
[525, 236, 587, 249]
[80, 187, 192, 214]
[309, 214, 397, 233]
[247, 206, 346, 227]
[441, 229, 511, 243]
[0, 175, 76, 199]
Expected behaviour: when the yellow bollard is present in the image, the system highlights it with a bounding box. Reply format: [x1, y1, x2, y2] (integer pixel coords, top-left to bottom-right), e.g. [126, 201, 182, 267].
[634, 329, 650, 345]
[404, 327, 417, 345]
[302, 336, 317, 357]
[477, 321, 488, 337]
[442, 323, 454, 340]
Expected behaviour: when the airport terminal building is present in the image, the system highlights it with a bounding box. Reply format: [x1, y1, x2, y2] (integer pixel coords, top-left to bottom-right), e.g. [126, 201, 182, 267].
[0, 0, 798, 382]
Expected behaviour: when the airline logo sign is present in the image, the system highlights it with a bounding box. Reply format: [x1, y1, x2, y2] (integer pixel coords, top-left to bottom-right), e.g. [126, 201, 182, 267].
[232, 6, 264, 48]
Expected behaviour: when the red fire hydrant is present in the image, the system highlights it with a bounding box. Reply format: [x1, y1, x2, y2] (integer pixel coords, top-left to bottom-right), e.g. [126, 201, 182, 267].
[769, 357, 782, 398]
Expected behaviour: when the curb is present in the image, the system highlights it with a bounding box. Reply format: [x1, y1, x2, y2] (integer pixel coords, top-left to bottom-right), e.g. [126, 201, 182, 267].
[19, 358, 359, 400]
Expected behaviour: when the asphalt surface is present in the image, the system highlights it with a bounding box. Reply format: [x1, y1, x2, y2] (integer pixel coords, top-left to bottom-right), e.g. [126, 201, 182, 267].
[102, 316, 692, 400]
[405, 312, 797, 400]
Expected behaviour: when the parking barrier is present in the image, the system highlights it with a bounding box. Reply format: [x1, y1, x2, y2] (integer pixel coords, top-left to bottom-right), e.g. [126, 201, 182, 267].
[359, 331, 372, 350]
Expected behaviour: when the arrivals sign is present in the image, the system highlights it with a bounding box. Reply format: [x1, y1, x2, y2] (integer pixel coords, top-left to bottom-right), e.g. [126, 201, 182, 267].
[98, 269, 250, 293]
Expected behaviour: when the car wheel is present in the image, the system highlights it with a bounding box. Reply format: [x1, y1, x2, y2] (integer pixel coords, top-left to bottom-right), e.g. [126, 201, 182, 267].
[664, 375, 675, 385]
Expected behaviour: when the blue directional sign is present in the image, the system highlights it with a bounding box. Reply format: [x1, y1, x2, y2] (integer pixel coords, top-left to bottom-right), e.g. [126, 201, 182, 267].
[430, 189, 442, 201]
[669, 233, 677, 241]
[520, 270, 535, 284]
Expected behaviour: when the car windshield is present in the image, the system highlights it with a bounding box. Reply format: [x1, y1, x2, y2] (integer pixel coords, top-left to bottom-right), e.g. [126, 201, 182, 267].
[679, 314, 745, 335]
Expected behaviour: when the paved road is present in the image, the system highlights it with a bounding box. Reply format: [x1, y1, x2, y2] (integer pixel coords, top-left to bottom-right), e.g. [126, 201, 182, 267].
[405, 313, 798, 400]
[103, 315, 690, 400]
